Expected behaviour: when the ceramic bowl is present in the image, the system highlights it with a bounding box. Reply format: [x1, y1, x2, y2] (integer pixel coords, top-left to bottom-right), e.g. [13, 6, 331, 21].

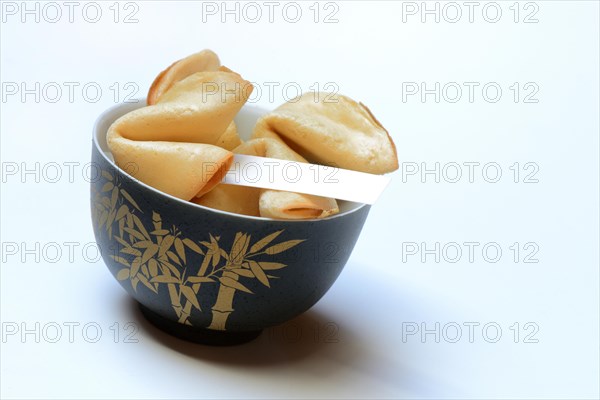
[91, 101, 370, 345]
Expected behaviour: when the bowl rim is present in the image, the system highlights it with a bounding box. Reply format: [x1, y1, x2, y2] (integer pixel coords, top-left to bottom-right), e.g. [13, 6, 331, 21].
[92, 100, 369, 223]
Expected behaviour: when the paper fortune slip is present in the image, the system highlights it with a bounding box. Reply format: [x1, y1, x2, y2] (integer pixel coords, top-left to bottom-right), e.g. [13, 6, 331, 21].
[222, 154, 391, 205]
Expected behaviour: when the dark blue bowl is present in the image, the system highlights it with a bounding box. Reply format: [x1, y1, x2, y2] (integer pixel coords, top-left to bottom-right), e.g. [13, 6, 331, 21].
[91, 102, 370, 345]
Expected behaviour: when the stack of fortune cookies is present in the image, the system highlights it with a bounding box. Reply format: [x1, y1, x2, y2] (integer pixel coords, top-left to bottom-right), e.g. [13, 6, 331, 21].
[107, 50, 399, 220]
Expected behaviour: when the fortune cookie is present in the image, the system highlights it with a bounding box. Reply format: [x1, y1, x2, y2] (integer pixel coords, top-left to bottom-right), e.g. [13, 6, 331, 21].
[147, 51, 242, 151]
[147, 49, 221, 105]
[107, 68, 253, 201]
[253, 93, 398, 174]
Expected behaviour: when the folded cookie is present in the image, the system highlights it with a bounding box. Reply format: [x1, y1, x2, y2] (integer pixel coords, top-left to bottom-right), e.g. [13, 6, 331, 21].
[253, 93, 398, 174]
[109, 140, 232, 200]
[107, 69, 253, 201]
[147, 49, 221, 105]
[116, 71, 250, 144]
[213, 121, 242, 151]
[147, 52, 242, 150]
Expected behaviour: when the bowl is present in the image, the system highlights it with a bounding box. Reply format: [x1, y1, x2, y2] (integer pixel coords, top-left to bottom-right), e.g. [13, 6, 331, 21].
[91, 101, 371, 345]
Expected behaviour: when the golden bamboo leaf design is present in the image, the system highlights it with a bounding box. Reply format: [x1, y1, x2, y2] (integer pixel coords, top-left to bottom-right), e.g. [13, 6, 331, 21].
[174, 238, 186, 263]
[209, 238, 222, 267]
[111, 255, 130, 267]
[114, 236, 128, 247]
[148, 259, 159, 277]
[133, 240, 153, 249]
[247, 260, 270, 287]
[249, 230, 283, 253]
[118, 218, 125, 238]
[124, 227, 145, 241]
[132, 214, 150, 239]
[130, 257, 142, 278]
[207, 231, 305, 330]
[138, 274, 157, 293]
[160, 260, 181, 278]
[141, 245, 159, 265]
[116, 269, 129, 280]
[264, 240, 305, 255]
[257, 262, 287, 270]
[230, 233, 251, 264]
[150, 275, 179, 284]
[187, 276, 215, 283]
[99, 211, 108, 228]
[183, 238, 203, 254]
[160, 235, 175, 256]
[120, 189, 141, 212]
[116, 205, 129, 220]
[219, 276, 253, 294]
[95, 168, 305, 330]
[229, 268, 255, 278]
[166, 250, 181, 265]
[180, 286, 201, 310]
[122, 247, 141, 256]
[101, 182, 114, 192]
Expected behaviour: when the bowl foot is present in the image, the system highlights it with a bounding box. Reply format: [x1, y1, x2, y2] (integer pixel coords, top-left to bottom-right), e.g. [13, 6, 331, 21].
[138, 303, 262, 346]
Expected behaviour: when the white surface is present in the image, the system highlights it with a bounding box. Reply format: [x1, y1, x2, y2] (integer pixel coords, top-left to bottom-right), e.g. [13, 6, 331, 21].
[1, 1, 599, 399]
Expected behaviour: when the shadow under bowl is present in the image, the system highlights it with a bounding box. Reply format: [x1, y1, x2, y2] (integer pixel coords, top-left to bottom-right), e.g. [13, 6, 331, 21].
[91, 101, 370, 345]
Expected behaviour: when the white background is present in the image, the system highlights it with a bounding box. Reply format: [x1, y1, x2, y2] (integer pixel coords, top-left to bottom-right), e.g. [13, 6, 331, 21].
[1, 1, 599, 399]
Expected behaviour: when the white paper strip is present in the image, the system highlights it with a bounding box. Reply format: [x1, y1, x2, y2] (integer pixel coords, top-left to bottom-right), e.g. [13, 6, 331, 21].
[222, 154, 391, 205]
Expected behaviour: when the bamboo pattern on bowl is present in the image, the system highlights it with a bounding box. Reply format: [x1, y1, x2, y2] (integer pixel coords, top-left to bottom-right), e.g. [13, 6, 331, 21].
[92, 170, 305, 331]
